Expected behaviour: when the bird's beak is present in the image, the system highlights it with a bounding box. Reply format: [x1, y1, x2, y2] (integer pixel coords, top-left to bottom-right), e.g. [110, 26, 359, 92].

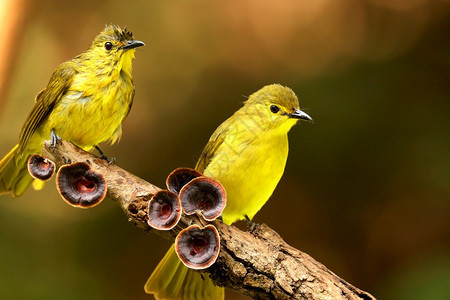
[120, 40, 145, 50]
[288, 109, 313, 122]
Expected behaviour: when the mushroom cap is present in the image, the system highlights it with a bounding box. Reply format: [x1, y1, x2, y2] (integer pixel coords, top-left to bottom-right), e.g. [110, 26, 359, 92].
[147, 190, 182, 230]
[56, 162, 107, 208]
[27, 154, 55, 181]
[179, 176, 226, 221]
[166, 167, 203, 194]
[175, 224, 220, 269]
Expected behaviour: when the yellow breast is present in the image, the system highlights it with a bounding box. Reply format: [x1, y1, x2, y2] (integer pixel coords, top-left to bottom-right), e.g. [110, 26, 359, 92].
[44, 70, 134, 150]
[204, 127, 289, 225]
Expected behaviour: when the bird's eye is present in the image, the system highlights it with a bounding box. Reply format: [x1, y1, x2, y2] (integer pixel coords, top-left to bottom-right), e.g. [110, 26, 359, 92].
[270, 105, 280, 114]
[104, 42, 113, 51]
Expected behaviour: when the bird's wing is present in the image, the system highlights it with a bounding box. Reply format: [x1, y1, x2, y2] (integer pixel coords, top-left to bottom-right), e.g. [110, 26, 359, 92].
[34, 89, 45, 103]
[18, 63, 76, 152]
[195, 118, 232, 173]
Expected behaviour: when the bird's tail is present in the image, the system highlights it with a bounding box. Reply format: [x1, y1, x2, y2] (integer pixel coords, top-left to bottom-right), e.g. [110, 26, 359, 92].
[0, 144, 44, 197]
[145, 244, 224, 300]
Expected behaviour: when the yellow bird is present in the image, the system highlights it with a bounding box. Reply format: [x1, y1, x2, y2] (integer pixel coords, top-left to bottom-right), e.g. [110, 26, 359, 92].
[0, 25, 144, 197]
[145, 84, 312, 299]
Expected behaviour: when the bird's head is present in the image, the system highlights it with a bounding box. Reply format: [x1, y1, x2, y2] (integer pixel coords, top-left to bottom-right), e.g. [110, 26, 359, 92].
[242, 84, 313, 133]
[87, 25, 144, 74]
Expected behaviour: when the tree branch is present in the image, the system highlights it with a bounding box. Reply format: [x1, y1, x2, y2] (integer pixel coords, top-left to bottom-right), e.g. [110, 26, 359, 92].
[41, 140, 375, 300]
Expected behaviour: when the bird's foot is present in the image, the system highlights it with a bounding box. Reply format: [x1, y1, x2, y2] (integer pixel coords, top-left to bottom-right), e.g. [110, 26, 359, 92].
[245, 215, 259, 232]
[100, 154, 116, 165]
[94, 145, 116, 165]
[50, 130, 62, 148]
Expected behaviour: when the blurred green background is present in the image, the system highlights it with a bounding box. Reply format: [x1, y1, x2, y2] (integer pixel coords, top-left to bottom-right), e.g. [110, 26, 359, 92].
[0, 0, 449, 299]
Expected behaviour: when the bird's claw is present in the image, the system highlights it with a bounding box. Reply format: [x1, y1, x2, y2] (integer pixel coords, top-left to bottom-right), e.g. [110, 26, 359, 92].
[245, 215, 259, 232]
[50, 130, 62, 148]
[101, 155, 116, 165]
[95, 145, 115, 165]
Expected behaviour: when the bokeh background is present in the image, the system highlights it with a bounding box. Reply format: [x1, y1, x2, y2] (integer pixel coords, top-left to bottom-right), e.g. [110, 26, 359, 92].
[0, 0, 449, 299]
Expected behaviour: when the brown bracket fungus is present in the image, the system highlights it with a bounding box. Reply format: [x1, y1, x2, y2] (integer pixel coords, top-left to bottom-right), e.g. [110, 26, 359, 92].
[147, 190, 182, 230]
[166, 167, 203, 194]
[179, 176, 226, 221]
[27, 154, 55, 181]
[175, 224, 220, 270]
[56, 162, 107, 208]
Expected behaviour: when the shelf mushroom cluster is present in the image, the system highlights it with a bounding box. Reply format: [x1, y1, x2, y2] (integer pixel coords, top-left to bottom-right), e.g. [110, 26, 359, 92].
[148, 167, 227, 270]
[27, 154, 56, 181]
[27, 154, 107, 208]
[27, 155, 226, 270]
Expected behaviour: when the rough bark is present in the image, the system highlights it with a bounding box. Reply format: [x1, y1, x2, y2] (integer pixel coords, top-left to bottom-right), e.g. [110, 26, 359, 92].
[42, 140, 375, 300]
